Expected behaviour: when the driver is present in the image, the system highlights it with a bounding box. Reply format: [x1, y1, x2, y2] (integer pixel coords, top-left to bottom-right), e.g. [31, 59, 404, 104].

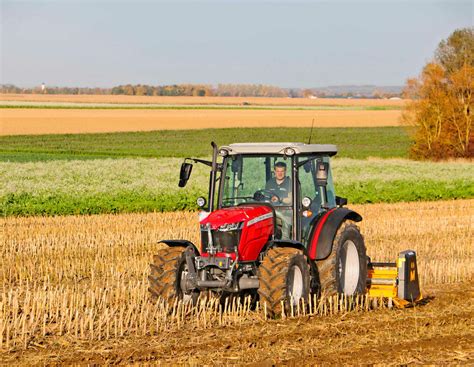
[265, 162, 292, 205]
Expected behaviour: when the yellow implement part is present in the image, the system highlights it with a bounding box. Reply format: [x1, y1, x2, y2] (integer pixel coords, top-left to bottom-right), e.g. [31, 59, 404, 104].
[367, 267, 398, 298]
[367, 284, 397, 298]
[368, 267, 397, 279]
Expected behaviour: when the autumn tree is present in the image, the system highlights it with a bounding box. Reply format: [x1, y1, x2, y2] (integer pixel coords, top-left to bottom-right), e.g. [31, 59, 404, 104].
[403, 28, 473, 159]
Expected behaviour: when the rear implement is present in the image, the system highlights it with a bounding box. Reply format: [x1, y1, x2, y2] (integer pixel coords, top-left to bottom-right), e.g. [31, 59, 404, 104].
[367, 250, 423, 308]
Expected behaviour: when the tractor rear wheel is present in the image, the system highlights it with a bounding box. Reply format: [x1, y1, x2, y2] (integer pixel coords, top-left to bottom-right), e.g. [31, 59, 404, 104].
[317, 222, 367, 297]
[258, 247, 310, 317]
[148, 246, 199, 304]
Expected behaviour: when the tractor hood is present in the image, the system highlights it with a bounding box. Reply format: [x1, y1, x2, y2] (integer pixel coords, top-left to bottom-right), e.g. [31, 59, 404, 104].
[200, 205, 273, 230]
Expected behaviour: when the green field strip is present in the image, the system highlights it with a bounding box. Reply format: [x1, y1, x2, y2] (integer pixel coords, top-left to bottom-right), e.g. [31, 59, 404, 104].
[0, 127, 411, 162]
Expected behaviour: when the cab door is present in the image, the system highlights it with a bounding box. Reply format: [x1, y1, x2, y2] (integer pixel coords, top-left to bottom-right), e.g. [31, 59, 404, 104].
[297, 155, 337, 245]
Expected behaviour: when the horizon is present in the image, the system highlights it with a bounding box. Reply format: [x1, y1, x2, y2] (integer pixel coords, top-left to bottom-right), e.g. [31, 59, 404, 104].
[2, 1, 473, 88]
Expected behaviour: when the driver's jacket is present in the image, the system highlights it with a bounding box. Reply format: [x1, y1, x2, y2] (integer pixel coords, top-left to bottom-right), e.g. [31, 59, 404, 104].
[265, 176, 291, 202]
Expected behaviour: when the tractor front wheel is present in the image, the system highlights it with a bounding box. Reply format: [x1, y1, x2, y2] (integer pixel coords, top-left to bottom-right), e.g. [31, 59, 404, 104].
[317, 222, 367, 297]
[148, 246, 199, 304]
[258, 247, 310, 317]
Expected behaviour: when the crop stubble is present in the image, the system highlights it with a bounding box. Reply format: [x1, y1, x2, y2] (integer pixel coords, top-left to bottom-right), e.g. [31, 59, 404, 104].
[1, 199, 473, 364]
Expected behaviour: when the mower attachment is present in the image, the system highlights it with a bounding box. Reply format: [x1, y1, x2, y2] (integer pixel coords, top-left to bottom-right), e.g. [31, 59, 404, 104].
[367, 250, 423, 308]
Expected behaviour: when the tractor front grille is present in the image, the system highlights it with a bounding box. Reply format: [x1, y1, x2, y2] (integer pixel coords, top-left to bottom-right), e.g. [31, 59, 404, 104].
[201, 228, 241, 254]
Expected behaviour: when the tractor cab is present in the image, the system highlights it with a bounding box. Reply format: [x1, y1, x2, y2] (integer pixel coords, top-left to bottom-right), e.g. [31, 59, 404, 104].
[215, 143, 338, 244]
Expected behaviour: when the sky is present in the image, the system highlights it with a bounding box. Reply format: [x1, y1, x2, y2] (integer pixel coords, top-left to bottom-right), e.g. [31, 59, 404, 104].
[1, 0, 472, 88]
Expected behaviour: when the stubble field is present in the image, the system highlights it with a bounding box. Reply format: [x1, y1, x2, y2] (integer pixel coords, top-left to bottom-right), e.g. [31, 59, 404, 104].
[1, 199, 473, 365]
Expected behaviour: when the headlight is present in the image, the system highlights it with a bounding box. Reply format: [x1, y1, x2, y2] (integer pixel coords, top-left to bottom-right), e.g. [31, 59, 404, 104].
[218, 222, 242, 232]
[196, 197, 207, 208]
[284, 147, 295, 156]
[302, 196, 312, 208]
[218, 149, 229, 157]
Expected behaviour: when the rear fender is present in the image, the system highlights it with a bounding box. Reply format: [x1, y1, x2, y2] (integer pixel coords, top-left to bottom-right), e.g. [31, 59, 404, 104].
[159, 240, 200, 256]
[307, 208, 362, 260]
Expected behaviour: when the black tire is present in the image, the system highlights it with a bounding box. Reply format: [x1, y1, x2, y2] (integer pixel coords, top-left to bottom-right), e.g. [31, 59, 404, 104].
[258, 247, 310, 317]
[317, 222, 367, 297]
[148, 246, 199, 304]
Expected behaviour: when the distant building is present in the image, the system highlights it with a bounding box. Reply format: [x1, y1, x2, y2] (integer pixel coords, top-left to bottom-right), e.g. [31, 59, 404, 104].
[41, 83, 46, 92]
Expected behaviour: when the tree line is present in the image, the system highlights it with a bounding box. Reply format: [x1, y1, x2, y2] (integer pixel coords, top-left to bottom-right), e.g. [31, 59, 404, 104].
[402, 27, 473, 159]
[0, 83, 291, 98]
[0, 83, 402, 99]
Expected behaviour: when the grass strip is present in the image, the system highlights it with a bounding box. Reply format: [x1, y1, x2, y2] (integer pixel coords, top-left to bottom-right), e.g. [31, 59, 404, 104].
[2, 180, 472, 216]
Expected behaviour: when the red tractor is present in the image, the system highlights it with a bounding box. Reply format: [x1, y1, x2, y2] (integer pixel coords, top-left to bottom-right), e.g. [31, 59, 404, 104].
[149, 142, 421, 315]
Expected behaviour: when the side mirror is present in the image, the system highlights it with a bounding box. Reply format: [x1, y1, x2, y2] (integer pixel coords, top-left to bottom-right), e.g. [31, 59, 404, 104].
[316, 162, 329, 186]
[336, 196, 348, 207]
[231, 157, 241, 173]
[179, 162, 193, 187]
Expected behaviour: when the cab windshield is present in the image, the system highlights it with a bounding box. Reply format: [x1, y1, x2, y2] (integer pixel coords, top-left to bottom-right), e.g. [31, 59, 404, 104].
[221, 155, 293, 208]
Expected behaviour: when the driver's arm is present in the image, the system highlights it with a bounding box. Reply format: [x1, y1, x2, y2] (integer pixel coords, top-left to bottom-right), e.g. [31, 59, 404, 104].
[281, 196, 291, 204]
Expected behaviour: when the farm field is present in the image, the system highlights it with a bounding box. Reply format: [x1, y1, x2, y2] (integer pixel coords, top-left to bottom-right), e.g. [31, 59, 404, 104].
[0, 127, 410, 161]
[2, 157, 473, 215]
[1, 199, 473, 365]
[0, 108, 402, 135]
[0, 93, 407, 107]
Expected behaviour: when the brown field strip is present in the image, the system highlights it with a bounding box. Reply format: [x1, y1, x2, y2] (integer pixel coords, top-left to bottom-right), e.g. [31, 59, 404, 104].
[1, 199, 473, 364]
[0, 108, 401, 135]
[0, 93, 407, 107]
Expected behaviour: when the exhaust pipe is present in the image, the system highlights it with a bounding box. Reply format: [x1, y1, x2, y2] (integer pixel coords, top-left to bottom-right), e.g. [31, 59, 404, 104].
[239, 276, 259, 290]
[197, 280, 227, 288]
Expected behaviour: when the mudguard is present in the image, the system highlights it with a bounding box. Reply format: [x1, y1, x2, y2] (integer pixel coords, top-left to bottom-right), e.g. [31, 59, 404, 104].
[269, 239, 308, 256]
[158, 240, 200, 256]
[307, 208, 362, 260]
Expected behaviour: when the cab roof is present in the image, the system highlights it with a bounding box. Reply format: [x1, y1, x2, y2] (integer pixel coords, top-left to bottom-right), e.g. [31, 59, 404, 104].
[220, 142, 338, 156]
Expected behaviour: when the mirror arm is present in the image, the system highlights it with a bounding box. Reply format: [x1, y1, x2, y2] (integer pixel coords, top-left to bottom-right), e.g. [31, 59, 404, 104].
[185, 158, 212, 167]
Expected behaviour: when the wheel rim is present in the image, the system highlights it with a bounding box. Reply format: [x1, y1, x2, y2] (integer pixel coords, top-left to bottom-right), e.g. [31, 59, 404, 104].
[343, 240, 360, 295]
[290, 265, 303, 304]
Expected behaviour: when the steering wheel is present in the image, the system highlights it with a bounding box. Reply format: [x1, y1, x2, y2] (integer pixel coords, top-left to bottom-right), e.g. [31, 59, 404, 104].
[253, 189, 281, 203]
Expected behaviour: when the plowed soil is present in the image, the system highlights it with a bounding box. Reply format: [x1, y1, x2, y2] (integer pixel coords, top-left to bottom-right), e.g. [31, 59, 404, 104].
[1, 108, 401, 135]
[3, 282, 472, 365]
